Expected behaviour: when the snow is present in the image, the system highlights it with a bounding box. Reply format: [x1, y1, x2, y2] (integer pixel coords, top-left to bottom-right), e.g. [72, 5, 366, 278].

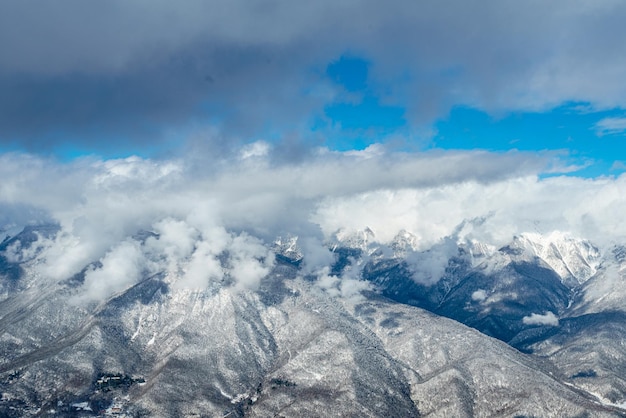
[71, 402, 92, 411]
[147, 332, 156, 346]
[130, 314, 143, 341]
[582, 387, 626, 410]
[516, 232, 601, 285]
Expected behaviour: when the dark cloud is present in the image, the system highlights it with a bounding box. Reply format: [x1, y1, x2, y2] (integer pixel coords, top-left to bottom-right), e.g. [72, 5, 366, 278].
[0, 41, 330, 152]
[2, 0, 626, 152]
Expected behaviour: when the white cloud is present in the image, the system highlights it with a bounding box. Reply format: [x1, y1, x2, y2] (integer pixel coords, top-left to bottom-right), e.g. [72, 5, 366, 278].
[595, 117, 626, 136]
[74, 240, 146, 304]
[611, 161, 626, 171]
[522, 312, 559, 327]
[405, 236, 459, 285]
[339, 278, 372, 303]
[149, 218, 199, 264]
[315, 267, 372, 302]
[471, 289, 488, 302]
[2, 232, 49, 264]
[178, 241, 225, 290]
[2, 146, 626, 303]
[317, 270, 341, 298]
[240, 141, 271, 160]
[229, 233, 275, 291]
[299, 236, 336, 276]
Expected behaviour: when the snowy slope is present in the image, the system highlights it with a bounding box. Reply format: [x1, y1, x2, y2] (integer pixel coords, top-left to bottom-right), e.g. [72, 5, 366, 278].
[1, 225, 626, 416]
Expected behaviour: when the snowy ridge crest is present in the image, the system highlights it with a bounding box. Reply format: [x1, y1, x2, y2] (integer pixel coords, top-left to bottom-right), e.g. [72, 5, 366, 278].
[512, 232, 601, 286]
[330, 227, 602, 288]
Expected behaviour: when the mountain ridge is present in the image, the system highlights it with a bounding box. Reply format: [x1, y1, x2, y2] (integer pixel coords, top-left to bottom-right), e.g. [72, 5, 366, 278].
[1, 224, 626, 416]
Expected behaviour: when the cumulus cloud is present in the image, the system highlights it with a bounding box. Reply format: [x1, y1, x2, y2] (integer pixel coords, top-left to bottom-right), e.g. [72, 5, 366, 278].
[75, 240, 146, 304]
[522, 311, 559, 327]
[2, 145, 626, 303]
[228, 233, 275, 291]
[471, 289, 488, 302]
[2, 1, 626, 149]
[315, 267, 372, 303]
[177, 240, 226, 290]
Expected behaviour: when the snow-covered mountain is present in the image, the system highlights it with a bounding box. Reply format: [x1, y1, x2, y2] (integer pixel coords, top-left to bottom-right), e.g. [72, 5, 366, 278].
[1, 225, 626, 416]
[502, 232, 601, 286]
[339, 228, 626, 409]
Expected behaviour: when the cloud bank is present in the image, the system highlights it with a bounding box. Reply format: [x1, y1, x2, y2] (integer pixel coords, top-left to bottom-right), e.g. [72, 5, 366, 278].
[2, 146, 626, 303]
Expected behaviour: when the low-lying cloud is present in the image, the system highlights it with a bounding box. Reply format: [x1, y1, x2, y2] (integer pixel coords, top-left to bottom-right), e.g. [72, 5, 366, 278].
[2, 146, 626, 303]
[523, 312, 560, 327]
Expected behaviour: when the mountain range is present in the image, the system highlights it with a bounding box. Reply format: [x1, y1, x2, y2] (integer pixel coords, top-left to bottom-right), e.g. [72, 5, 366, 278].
[1, 224, 626, 417]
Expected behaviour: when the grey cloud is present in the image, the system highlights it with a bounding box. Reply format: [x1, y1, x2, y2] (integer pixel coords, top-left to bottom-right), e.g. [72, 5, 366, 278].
[2, 1, 626, 150]
[0, 0, 340, 75]
[0, 43, 328, 151]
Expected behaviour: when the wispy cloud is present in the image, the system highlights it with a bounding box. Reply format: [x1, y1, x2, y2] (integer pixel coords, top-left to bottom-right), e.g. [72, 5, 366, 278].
[595, 116, 626, 136]
[611, 161, 626, 171]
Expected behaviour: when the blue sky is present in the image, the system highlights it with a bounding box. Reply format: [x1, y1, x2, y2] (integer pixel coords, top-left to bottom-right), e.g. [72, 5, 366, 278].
[318, 55, 626, 178]
[434, 105, 626, 178]
[1, 1, 626, 178]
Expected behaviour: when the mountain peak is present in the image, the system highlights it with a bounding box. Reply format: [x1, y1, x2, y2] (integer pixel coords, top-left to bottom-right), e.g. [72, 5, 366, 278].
[512, 232, 601, 286]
